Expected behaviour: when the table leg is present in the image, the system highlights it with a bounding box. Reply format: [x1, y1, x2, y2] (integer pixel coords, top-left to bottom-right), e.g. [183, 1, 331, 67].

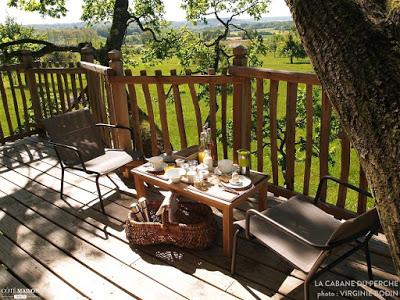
[134, 175, 146, 198]
[258, 181, 268, 211]
[222, 206, 233, 257]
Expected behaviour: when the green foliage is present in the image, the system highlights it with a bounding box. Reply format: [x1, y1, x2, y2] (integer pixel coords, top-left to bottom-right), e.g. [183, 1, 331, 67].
[43, 28, 101, 46]
[6, 0, 271, 73]
[7, 0, 67, 18]
[219, 87, 340, 186]
[0, 17, 44, 64]
[181, 0, 269, 24]
[81, 0, 115, 24]
[279, 31, 306, 64]
[265, 34, 285, 57]
[244, 30, 268, 67]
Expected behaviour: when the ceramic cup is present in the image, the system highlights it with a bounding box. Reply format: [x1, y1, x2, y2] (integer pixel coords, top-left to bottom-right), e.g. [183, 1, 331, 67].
[175, 158, 185, 167]
[218, 159, 233, 174]
[186, 170, 197, 184]
[149, 156, 164, 170]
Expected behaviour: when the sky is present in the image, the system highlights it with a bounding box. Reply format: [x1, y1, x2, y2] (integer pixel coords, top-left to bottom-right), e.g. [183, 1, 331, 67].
[0, 0, 291, 25]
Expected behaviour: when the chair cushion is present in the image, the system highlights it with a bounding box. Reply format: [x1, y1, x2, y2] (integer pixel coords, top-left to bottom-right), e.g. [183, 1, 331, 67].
[80, 149, 134, 174]
[266, 195, 342, 245]
[235, 195, 342, 272]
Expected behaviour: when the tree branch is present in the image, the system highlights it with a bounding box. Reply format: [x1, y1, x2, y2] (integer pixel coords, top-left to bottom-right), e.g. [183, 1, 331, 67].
[128, 14, 162, 43]
[0, 38, 83, 60]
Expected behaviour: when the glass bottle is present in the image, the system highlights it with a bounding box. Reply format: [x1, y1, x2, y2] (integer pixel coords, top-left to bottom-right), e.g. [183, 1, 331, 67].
[203, 149, 213, 171]
[237, 149, 251, 176]
[198, 132, 207, 163]
[206, 128, 217, 162]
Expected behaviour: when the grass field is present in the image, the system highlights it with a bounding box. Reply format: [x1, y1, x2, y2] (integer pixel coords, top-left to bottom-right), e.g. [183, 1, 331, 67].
[0, 52, 370, 212]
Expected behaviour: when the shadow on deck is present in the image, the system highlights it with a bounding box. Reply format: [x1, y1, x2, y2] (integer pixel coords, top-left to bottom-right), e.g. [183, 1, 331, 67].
[0, 136, 397, 299]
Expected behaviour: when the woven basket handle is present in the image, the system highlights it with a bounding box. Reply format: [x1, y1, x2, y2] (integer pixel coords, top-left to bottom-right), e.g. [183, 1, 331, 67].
[161, 207, 170, 227]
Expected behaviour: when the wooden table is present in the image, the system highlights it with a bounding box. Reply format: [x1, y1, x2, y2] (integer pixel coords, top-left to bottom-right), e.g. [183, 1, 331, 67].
[131, 165, 269, 257]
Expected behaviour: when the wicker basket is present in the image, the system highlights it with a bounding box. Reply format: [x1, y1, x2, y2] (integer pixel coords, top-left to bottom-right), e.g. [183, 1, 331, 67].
[125, 199, 216, 249]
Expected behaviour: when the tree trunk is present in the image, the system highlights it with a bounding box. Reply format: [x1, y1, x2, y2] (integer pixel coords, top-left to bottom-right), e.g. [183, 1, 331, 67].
[285, 0, 400, 274]
[97, 0, 130, 65]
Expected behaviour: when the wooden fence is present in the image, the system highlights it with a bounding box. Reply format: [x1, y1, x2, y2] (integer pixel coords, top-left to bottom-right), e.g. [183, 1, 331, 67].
[0, 45, 370, 218]
[0, 53, 87, 143]
[228, 64, 369, 216]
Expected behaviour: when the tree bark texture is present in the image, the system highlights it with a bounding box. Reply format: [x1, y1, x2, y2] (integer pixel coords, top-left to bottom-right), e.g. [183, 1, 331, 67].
[97, 0, 130, 65]
[285, 0, 400, 274]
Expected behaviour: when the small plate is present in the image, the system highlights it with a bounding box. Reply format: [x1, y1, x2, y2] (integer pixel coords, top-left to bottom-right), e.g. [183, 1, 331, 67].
[145, 162, 167, 173]
[222, 175, 252, 190]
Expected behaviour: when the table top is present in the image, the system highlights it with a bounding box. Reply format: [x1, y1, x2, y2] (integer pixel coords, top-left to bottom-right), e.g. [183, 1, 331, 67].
[131, 164, 269, 208]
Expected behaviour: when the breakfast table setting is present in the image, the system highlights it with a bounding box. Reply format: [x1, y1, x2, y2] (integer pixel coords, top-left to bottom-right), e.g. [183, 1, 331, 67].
[129, 127, 269, 256]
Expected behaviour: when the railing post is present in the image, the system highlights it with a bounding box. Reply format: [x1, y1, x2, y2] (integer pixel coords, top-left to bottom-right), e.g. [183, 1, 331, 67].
[232, 45, 252, 161]
[108, 50, 132, 151]
[81, 45, 103, 123]
[21, 51, 42, 128]
[80, 44, 95, 63]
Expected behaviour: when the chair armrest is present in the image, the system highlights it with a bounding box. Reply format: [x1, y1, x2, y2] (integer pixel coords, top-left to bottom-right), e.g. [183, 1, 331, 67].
[49, 142, 87, 171]
[96, 123, 134, 139]
[245, 209, 330, 249]
[314, 175, 372, 204]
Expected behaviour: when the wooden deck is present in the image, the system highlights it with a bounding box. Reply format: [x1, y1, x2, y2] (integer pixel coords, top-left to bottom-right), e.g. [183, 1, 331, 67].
[0, 137, 398, 299]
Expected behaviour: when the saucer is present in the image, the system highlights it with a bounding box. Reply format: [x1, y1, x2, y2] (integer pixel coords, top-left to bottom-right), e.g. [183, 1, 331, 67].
[222, 175, 252, 189]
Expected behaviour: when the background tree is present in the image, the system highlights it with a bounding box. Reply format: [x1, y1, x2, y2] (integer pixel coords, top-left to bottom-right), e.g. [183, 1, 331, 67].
[266, 33, 284, 57]
[285, 0, 400, 273]
[0, 17, 44, 64]
[5, 0, 270, 72]
[279, 30, 306, 63]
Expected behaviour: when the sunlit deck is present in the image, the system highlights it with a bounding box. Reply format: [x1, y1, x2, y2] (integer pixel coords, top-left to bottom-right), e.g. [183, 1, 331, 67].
[0, 136, 397, 299]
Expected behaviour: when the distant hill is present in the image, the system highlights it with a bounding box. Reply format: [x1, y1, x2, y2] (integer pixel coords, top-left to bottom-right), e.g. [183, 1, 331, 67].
[30, 16, 292, 30]
[30, 16, 293, 40]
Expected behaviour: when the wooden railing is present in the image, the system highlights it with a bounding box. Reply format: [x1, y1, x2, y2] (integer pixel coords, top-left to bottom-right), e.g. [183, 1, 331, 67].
[0, 45, 371, 218]
[0, 53, 87, 143]
[228, 47, 369, 217]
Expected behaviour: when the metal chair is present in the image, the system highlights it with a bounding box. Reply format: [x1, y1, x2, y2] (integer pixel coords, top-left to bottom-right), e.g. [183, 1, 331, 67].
[43, 108, 141, 213]
[231, 176, 379, 300]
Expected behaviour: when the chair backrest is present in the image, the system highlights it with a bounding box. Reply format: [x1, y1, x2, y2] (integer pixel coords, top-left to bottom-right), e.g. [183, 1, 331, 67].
[328, 208, 379, 244]
[43, 109, 105, 165]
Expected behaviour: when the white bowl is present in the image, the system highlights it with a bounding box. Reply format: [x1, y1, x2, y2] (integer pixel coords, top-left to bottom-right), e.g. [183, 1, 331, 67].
[165, 168, 186, 183]
[218, 159, 233, 174]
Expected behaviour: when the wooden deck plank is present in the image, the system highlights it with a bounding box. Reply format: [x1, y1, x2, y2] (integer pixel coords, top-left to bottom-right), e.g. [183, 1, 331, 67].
[0, 177, 242, 300]
[1, 144, 110, 194]
[0, 190, 186, 300]
[22, 137, 134, 192]
[0, 140, 133, 211]
[0, 154, 280, 300]
[5, 137, 119, 191]
[117, 194, 341, 300]
[0, 236, 86, 300]
[0, 264, 30, 290]
[0, 168, 249, 300]
[0, 207, 133, 299]
[116, 187, 397, 290]
[0, 155, 128, 224]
